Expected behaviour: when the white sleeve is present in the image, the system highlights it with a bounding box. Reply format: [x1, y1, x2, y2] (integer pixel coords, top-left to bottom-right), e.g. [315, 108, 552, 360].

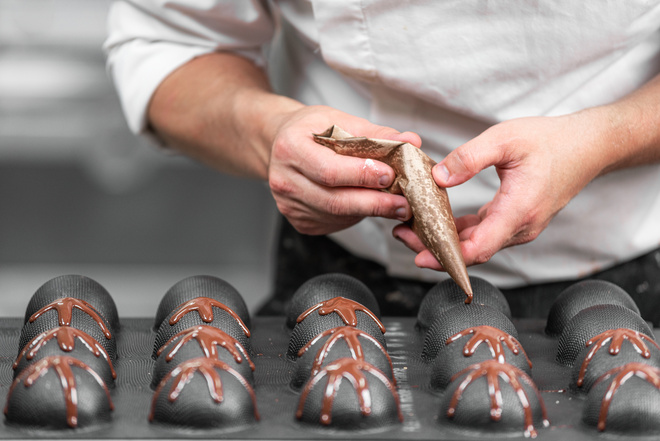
[104, 0, 274, 137]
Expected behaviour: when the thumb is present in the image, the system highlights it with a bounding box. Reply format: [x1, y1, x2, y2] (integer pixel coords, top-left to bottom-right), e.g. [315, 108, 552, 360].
[432, 136, 505, 187]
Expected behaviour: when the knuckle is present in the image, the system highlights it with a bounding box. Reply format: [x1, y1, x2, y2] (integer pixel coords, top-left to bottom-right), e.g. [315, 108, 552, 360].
[370, 197, 394, 218]
[317, 160, 339, 187]
[473, 252, 493, 265]
[271, 135, 295, 162]
[268, 175, 294, 197]
[517, 228, 541, 245]
[325, 193, 347, 216]
[517, 213, 544, 243]
[454, 147, 479, 173]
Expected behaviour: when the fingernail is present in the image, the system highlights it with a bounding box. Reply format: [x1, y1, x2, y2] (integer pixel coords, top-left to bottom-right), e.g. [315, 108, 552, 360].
[395, 207, 407, 220]
[436, 164, 450, 183]
[379, 174, 392, 187]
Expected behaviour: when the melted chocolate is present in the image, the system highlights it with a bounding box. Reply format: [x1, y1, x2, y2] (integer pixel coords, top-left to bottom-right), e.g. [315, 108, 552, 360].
[447, 325, 532, 368]
[5, 355, 113, 428]
[29, 297, 112, 340]
[157, 325, 254, 371]
[447, 359, 548, 438]
[149, 357, 259, 421]
[593, 362, 660, 431]
[296, 357, 403, 425]
[298, 326, 394, 381]
[578, 328, 659, 387]
[296, 297, 386, 333]
[168, 297, 250, 337]
[14, 326, 116, 379]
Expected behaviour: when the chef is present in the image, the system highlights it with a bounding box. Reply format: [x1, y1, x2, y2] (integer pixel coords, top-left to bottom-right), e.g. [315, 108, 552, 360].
[104, 0, 660, 320]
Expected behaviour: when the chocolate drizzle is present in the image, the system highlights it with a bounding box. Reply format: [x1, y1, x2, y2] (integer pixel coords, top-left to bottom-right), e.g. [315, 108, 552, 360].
[296, 357, 403, 425]
[593, 362, 660, 431]
[168, 297, 250, 337]
[29, 297, 112, 340]
[296, 297, 386, 333]
[14, 327, 116, 379]
[149, 357, 259, 421]
[448, 359, 548, 438]
[447, 325, 532, 368]
[5, 355, 114, 428]
[578, 328, 659, 387]
[157, 325, 254, 371]
[298, 326, 394, 381]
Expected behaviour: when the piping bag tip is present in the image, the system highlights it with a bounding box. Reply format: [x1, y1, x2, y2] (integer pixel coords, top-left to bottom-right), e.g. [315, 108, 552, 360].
[463, 286, 474, 304]
[440, 246, 472, 304]
[451, 267, 473, 304]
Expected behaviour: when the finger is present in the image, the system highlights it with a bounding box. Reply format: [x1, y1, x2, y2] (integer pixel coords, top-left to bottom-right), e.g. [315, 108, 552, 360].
[339, 121, 422, 148]
[414, 250, 444, 271]
[276, 173, 411, 221]
[432, 132, 509, 188]
[315, 186, 412, 221]
[392, 224, 426, 253]
[392, 225, 447, 271]
[454, 214, 481, 240]
[388, 130, 422, 148]
[459, 197, 522, 266]
[299, 142, 398, 189]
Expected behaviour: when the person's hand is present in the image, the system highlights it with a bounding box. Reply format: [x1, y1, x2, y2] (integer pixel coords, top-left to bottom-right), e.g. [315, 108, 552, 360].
[393, 109, 614, 269]
[268, 105, 422, 235]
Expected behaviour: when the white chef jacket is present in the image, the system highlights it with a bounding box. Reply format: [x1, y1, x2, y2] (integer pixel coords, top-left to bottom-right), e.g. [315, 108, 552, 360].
[105, 0, 660, 288]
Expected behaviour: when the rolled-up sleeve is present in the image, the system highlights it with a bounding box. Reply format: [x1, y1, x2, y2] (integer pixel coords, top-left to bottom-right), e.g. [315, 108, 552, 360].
[104, 0, 274, 136]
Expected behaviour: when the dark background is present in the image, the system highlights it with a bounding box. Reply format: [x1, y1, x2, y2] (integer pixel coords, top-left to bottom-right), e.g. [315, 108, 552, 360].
[0, 0, 279, 317]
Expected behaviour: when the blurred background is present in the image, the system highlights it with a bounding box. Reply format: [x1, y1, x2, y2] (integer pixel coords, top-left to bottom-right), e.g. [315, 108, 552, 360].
[0, 0, 279, 317]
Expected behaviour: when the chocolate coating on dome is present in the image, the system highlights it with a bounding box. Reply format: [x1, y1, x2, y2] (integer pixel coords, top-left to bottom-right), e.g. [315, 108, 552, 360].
[153, 275, 250, 331]
[24, 275, 119, 333]
[285, 273, 380, 329]
[556, 304, 653, 366]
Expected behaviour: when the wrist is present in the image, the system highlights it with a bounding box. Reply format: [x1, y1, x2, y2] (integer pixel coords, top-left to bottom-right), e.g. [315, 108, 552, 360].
[229, 88, 304, 180]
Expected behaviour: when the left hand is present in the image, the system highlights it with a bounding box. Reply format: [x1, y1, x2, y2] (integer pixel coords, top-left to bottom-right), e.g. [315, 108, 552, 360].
[393, 109, 614, 270]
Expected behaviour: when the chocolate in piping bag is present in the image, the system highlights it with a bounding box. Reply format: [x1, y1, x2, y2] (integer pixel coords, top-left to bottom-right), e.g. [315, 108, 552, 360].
[313, 126, 473, 303]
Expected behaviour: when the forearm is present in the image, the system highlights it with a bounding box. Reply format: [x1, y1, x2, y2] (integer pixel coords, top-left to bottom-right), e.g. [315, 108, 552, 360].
[592, 74, 660, 175]
[147, 51, 304, 180]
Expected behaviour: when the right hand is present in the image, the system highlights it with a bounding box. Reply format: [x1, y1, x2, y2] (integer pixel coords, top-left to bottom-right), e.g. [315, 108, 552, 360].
[268, 105, 421, 235]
